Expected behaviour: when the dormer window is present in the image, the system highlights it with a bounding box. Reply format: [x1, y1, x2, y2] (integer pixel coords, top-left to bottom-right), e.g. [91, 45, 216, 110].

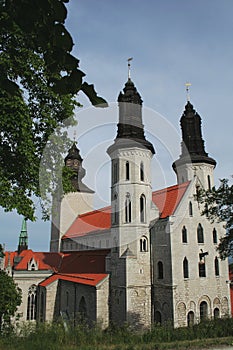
[28, 258, 38, 271]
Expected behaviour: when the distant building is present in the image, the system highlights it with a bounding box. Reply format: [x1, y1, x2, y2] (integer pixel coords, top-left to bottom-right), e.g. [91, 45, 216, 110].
[2, 76, 231, 328]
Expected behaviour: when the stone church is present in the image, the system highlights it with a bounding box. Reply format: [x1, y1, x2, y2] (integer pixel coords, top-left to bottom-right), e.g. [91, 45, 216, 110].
[1, 76, 231, 329]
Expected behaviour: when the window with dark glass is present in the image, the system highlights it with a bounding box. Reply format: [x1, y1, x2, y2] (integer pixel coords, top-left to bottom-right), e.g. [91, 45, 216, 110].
[125, 193, 131, 223]
[189, 201, 193, 216]
[140, 162, 144, 181]
[158, 261, 164, 279]
[27, 285, 37, 321]
[140, 194, 146, 223]
[199, 260, 206, 277]
[207, 175, 211, 190]
[215, 257, 219, 276]
[197, 223, 204, 243]
[140, 236, 148, 252]
[213, 228, 217, 244]
[183, 257, 189, 278]
[182, 226, 187, 243]
[126, 161, 130, 180]
[200, 301, 208, 320]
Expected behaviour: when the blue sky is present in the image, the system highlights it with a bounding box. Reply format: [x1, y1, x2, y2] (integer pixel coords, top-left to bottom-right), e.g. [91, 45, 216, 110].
[1, 0, 233, 252]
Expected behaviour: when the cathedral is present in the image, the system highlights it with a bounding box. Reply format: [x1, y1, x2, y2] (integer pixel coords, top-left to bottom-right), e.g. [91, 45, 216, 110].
[1, 75, 231, 329]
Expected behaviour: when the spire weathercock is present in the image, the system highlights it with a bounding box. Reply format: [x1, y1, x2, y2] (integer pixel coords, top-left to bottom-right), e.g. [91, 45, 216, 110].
[127, 57, 133, 80]
[185, 82, 191, 102]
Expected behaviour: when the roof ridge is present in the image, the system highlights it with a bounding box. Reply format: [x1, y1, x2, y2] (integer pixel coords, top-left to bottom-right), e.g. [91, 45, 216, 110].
[78, 206, 111, 218]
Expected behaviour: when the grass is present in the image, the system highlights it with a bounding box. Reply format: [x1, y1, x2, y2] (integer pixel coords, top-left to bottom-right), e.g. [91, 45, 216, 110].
[1, 318, 233, 350]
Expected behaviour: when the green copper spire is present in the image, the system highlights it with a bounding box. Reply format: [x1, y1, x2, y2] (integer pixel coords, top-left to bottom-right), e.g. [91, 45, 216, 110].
[18, 218, 28, 254]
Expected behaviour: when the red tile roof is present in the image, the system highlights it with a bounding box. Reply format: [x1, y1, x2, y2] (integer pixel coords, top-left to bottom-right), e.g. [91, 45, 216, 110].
[63, 182, 190, 240]
[152, 181, 190, 219]
[39, 273, 108, 287]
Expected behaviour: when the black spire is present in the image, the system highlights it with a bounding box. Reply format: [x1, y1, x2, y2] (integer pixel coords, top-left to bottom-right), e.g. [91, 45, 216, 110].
[173, 101, 216, 171]
[64, 143, 94, 193]
[108, 79, 155, 154]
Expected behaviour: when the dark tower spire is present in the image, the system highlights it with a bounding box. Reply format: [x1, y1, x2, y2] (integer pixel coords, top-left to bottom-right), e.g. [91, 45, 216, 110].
[64, 142, 94, 193]
[108, 78, 155, 154]
[18, 218, 28, 254]
[173, 101, 216, 173]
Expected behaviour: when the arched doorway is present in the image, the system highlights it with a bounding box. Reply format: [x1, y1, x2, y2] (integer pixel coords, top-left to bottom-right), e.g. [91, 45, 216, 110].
[187, 311, 194, 326]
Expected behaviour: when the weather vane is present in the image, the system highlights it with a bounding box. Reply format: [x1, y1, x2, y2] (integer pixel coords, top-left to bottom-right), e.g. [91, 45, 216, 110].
[127, 57, 133, 79]
[73, 130, 77, 143]
[185, 82, 191, 102]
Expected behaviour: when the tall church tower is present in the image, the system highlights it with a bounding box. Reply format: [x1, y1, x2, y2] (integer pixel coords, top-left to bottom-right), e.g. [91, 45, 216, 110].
[173, 101, 216, 190]
[18, 218, 28, 254]
[50, 143, 94, 252]
[106, 75, 156, 328]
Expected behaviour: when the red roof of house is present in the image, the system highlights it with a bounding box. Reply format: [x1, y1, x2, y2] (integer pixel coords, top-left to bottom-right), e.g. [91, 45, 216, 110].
[63, 182, 190, 240]
[39, 273, 108, 287]
[4, 249, 110, 274]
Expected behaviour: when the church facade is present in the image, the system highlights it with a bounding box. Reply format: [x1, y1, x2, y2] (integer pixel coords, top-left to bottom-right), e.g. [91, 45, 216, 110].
[2, 77, 231, 328]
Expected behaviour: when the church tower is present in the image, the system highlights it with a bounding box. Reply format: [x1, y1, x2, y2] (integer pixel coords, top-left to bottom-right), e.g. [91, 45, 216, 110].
[172, 100, 216, 190]
[50, 142, 94, 252]
[106, 72, 156, 328]
[18, 218, 28, 254]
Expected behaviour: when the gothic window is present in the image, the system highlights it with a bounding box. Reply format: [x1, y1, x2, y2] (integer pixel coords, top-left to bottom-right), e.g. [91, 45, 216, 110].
[79, 296, 87, 320]
[187, 311, 194, 327]
[126, 161, 130, 180]
[197, 223, 204, 243]
[214, 257, 219, 276]
[140, 236, 148, 252]
[207, 175, 211, 190]
[113, 193, 118, 225]
[182, 226, 187, 243]
[158, 261, 164, 279]
[125, 193, 131, 223]
[140, 162, 144, 181]
[199, 260, 206, 277]
[189, 201, 193, 216]
[183, 257, 189, 278]
[214, 308, 220, 319]
[27, 285, 37, 321]
[213, 228, 217, 244]
[140, 194, 146, 223]
[200, 301, 208, 320]
[155, 311, 162, 324]
[113, 161, 118, 184]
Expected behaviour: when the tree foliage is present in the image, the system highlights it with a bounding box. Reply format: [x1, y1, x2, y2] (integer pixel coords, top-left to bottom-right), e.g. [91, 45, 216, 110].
[197, 178, 233, 259]
[0, 270, 22, 333]
[0, 0, 107, 220]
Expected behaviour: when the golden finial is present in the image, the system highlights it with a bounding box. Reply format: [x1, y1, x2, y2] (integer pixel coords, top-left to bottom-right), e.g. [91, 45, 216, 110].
[185, 82, 191, 102]
[127, 57, 133, 79]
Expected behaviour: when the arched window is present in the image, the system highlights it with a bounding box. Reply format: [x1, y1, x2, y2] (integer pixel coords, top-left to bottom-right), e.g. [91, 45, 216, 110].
[126, 161, 130, 180]
[155, 311, 162, 324]
[79, 296, 87, 320]
[197, 223, 204, 243]
[183, 257, 189, 278]
[140, 194, 146, 223]
[125, 193, 131, 223]
[189, 201, 193, 216]
[199, 260, 206, 277]
[182, 226, 187, 243]
[113, 193, 118, 225]
[140, 162, 144, 181]
[27, 285, 37, 321]
[214, 308, 220, 319]
[158, 261, 164, 279]
[140, 236, 148, 252]
[113, 161, 118, 184]
[213, 228, 217, 244]
[207, 175, 211, 190]
[187, 311, 194, 327]
[214, 257, 219, 276]
[200, 301, 208, 320]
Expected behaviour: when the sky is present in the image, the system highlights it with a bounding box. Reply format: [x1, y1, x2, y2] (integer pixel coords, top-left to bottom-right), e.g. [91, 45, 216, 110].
[1, 0, 233, 252]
